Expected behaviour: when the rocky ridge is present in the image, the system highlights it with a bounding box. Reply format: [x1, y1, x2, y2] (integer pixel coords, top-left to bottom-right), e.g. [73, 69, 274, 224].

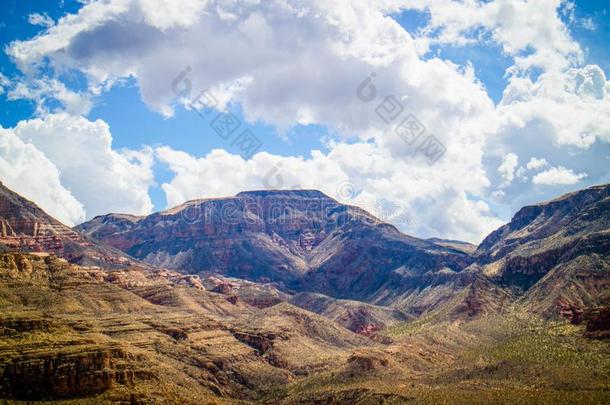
[0, 182, 135, 268]
[76, 189, 473, 307]
[0, 183, 609, 403]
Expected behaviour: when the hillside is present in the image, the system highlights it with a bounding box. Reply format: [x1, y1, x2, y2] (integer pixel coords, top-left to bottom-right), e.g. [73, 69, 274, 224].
[0, 183, 608, 403]
[0, 182, 136, 268]
[76, 190, 473, 304]
[475, 184, 610, 318]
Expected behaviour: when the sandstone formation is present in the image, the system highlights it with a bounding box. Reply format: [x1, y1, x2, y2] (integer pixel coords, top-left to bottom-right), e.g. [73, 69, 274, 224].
[0, 182, 134, 268]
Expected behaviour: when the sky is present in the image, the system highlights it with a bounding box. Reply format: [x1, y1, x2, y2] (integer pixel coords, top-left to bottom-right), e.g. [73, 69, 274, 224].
[0, 0, 609, 243]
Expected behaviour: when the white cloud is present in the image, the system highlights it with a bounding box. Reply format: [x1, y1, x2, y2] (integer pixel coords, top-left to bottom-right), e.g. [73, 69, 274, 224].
[12, 114, 155, 220]
[561, 1, 596, 31]
[526, 157, 548, 170]
[28, 13, 54, 28]
[0, 72, 9, 95]
[532, 166, 587, 185]
[481, 63, 610, 212]
[6, 0, 495, 138]
[387, 0, 583, 73]
[499, 65, 610, 148]
[497, 152, 519, 187]
[0, 128, 85, 225]
[8, 77, 93, 116]
[3, 0, 608, 242]
[579, 17, 596, 31]
[3, 0, 506, 242]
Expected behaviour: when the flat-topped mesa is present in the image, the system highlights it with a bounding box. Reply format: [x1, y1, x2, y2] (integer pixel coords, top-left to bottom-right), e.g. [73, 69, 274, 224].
[84, 189, 385, 247]
[236, 189, 335, 200]
[78, 189, 388, 252]
[76, 189, 472, 296]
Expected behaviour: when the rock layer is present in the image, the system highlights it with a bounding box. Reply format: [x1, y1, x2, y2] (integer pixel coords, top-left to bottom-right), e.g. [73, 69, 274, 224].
[77, 190, 473, 302]
[0, 183, 134, 268]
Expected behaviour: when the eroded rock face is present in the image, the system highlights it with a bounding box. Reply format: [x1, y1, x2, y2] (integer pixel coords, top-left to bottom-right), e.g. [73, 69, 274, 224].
[584, 306, 610, 339]
[474, 184, 610, 317]
[76, 190, 472, 301]
[0, 346, 152, 400]
[0, 183, 133, 268]
[557, 298, 584, 324]
[477, 185, 609, 261]
[0, 183, 81, 255]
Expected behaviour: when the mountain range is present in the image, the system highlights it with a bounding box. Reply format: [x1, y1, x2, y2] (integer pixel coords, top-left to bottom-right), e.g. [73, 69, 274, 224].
[75, 185, 609, 320]
[1, 181, 609, 403]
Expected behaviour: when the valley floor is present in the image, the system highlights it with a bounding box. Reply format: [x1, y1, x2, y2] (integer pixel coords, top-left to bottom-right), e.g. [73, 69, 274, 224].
[272, 314, 610, 404]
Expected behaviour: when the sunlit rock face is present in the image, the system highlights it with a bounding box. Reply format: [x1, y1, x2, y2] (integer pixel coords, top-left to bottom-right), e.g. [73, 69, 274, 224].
[76, 190, 473, 298]
[474, 184, 610, 317]
[0, 182, 132, 267]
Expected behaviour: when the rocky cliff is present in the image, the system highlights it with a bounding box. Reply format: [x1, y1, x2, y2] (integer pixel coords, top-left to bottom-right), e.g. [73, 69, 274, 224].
[77, 190, 473, 302]
[475, 184, 610, 317]
[0, 182, 135, 268]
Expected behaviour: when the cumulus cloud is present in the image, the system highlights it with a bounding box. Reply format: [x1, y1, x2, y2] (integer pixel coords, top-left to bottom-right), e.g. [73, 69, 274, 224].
[387, 0, 583, 73]
[3, 0, 608, 242]
[532, 166, 587, 185]
[0, 128, 85, 225]
[4, 0, 507, 242]
[499, 65, 610, 148]
[6, 0, 495, 138]
[526, 157, 548, 170]
[497, 152, 519, 187]
[12, 114, 155, 220]
[483, 63, 610, 209]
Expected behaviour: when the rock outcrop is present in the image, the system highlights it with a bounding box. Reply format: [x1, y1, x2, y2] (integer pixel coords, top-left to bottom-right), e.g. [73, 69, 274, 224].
[584, 306, 610, 339]
[76, 190, 473, 303]
[0, 183, 134, 268]
[474, 184, 610, 317]
[0, 345, 150, 400]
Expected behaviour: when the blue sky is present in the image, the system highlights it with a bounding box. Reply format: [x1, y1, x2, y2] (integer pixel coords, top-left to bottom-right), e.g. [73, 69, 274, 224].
[0, 0, 331, 210]
[0, 0, 609, 243]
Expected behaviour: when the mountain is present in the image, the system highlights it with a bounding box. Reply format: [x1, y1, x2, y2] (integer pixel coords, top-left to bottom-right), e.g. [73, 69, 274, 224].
[76, 185, 610, 321]
[475, 184, 610, 318]
[76, 190, 473, 303]
[0, 182, 135, 268]
[1, 182, 609, 403]
[0, 185, 382, 402]
[426, 237, 477, 254]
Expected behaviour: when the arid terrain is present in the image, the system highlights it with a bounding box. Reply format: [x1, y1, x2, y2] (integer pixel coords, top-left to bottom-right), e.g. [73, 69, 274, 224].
[1, 182, 609, 404]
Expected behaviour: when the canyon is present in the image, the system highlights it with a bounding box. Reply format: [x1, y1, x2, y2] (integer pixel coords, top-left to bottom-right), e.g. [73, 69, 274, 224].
[0, 182, 609, 403]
